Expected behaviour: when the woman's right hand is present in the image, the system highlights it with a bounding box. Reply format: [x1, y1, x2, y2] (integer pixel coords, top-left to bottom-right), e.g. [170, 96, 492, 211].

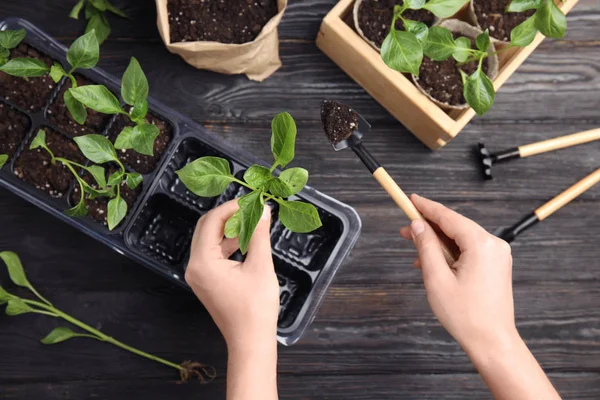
[401, 194, 561, 400]
[400, 194, 517, 355]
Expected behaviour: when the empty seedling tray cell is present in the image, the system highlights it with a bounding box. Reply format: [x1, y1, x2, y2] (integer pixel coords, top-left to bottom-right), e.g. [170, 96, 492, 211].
[0, 18, 362, 345]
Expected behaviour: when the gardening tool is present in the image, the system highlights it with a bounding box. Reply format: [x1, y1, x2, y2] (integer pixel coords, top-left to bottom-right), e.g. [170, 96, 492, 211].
[322, 101, 459, 266]
[495, 168, 600, 243]
[477, 128, 600, 180]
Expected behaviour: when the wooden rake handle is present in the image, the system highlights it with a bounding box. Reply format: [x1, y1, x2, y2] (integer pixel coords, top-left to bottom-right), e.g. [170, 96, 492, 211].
[519, 128, 600, 158]
[534, 168, 600, 221]
[372, 167, 459, 266]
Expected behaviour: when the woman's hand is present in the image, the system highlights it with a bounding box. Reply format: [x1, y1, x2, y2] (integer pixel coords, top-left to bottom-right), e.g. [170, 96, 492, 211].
[401, 194, 560, 400]
[400, 194, 517, 354]
[186, 200, 280, 400]
[185, 199, 280, 351]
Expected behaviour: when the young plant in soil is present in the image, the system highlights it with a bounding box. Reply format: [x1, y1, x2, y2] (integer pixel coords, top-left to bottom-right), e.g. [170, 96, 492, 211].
[177, 112, 323, 254]
[70, 0, 128, 44]
[0, 29, 49, 77]
[380, 0, 567, 115]
[68, 57, 161, 156]
[30, 128, 142, 229]
[0, 251, 215, 383]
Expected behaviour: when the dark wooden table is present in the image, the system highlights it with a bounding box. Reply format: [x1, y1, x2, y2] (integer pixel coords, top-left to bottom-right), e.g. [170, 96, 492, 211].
[1, 1, 599, 399]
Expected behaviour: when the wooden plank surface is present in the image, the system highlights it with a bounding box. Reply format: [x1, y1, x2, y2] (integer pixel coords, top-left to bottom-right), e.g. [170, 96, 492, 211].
[1, 0, 599, 399]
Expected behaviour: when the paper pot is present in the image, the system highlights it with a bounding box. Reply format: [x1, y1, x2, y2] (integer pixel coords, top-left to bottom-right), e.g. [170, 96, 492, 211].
[411, 19, 499, 111]
[156, 0, 287, 82]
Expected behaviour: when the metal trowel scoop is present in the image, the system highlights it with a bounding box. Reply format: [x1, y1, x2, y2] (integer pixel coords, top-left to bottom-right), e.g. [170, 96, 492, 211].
[321, 100, 459, 266]
[494, 168, 600, 243]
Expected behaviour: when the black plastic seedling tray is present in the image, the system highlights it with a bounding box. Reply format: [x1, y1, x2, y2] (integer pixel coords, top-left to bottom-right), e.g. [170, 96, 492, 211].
[0, 18, 361, 345]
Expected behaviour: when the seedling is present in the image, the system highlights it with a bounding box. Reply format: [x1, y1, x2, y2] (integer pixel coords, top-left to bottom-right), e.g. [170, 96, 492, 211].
[70, 0, 129, 44]
[68, 57, 160, 156]
[380, 0, 567, 115]
[0, 29, 49, 76]
[0, 251, 215, 382]
[177, 112, 323, 254]
[30, 129, 142, 230]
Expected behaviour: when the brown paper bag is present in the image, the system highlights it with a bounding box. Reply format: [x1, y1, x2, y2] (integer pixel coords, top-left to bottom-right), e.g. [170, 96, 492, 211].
[156, 0, 287, 82]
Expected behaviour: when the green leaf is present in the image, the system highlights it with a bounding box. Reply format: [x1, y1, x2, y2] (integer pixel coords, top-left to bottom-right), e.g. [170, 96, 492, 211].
[65, 198, 88, 217]
[107, 195, 127, 230]
[506, 0, 543, 12]
[64, 90, 88, 125]
[243, 165, 272, 189]
[130, 100, 148, 123]
[224, 210, 242, 239]
[108, 171, 124, 186]
[86, 13, 111, 45]
[105, 0, 128, 18]
[85, 1, 96, 19]
[126, 172, 143, 190]
[464, 67, 496, 116]
[534, 0, 567, 39]
[49, 62, 66, 83]
[422, 0, 470, 18]
[405, 0, 425, 9]
[30, 129, 47, 150]
[176, 157, 235, 197]
[237, 191, 264, 254]
[90, 0, 108, 11]
[271, 112, 297, 168]
[85, 186, 115, 200]
[381, 29, 422, 76]
[0, 58, 49, 77]
[70, 0, 86, 19]
[0, 154, 7, 169]
[279, 167, 308, 196]
[121, 57, 149, 106]
[476, 30, 491, 52]
[5, 298, 33, 316]
[41, 327, 80, 345]
[131, 123, 159, 156]
[114, 126, 134, 149]
[66, 30, 100, 69]
[68, 85, 122, 115]
[403, 19, 429, 42]
[0, 284, 11, 305]
[85, 165, 107, 188]
[0, 251, 31, 288]
[511, 15, 539, 47]
[423, 26, 457, 61]
[266, 177, 294, 198]
[73, 134, 118, 164]
[278, 201, 322, 233]
[452, 37, 471, 62]
[0, 29, 26, 49]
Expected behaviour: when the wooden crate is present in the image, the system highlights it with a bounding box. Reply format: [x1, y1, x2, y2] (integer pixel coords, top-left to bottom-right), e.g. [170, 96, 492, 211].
[316, 0, 579, 149]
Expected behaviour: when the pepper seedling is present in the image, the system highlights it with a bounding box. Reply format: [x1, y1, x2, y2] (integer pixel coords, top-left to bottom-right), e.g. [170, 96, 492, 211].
[177, 112, 323, 254]
[30, 129, 142, 230]
[0, 251, 215, 383]
[70, 0, 129, 44]
[68, 57, 160, 156]
[380, 0, 567, 115]
[0, 29, 50, 77]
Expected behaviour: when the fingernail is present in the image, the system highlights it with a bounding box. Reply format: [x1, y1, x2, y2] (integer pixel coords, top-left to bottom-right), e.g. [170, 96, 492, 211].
[411, 220, 425, 237]
[261, 205, 271, 220]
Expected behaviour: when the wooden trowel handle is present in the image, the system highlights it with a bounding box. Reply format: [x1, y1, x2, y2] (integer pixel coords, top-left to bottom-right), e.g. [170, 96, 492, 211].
[372, 167, 459, 266]
[534, 168, 600, 221]
[519, 128, 600, 158]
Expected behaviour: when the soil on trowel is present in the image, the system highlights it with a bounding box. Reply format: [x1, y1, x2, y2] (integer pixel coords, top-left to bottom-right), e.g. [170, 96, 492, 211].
[321, 100, 359, 145]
